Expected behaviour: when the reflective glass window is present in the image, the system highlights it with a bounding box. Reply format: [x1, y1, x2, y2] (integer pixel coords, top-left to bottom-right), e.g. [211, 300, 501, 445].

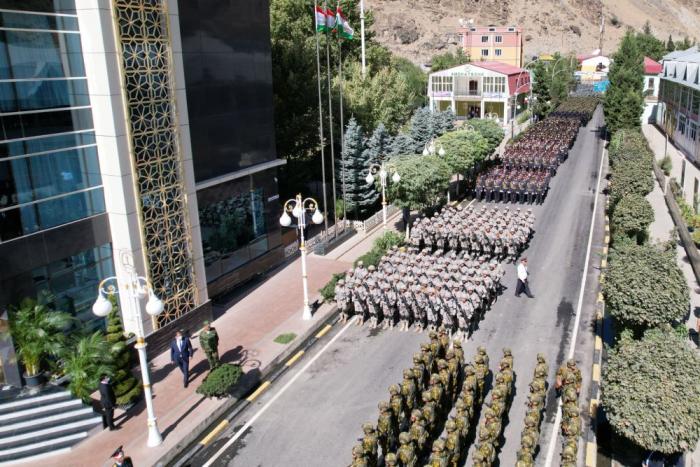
[35, 187, 104, 229]
[0, 11, 79, 31]
[0, 1, 76, 14]
[0, 78, 89, 112]
[0, 30, 84, 79]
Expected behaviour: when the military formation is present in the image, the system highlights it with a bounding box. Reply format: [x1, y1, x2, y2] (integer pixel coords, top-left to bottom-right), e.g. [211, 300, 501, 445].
[515, 354, 549, 466]
[335, 248, 504, 339]
[475, 167, 551, 204]
[555, 359, 583, 466]
[549, 96, 599, 125]
[351, 333, 492, 467]
[502, 117, 580, 173]
[471, 349, 515, 466]
[471, 97, 596, 206]
[408, 205, 535, 261]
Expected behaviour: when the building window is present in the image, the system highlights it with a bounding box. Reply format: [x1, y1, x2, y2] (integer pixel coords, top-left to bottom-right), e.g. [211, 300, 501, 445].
[200, 188, 268, 282]
[31, 243, 114, 327]
[481, 35, 489, 43]
[488, 27, 495, 32]
[678, 114, 687, 135]
[483, 76, 506, 95]
[693, 90, 700, 115]
[481, 49, 489, 57]
[431, 76, 453, 94]
[495, 36, 503, 43]
[690, 121, 698, 142]
[495, 49, 502, 56]
[508, 27, 515, 32]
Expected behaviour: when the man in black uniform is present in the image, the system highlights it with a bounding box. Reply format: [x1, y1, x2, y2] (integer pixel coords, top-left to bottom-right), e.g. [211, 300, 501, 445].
[99, 374, 116, 431]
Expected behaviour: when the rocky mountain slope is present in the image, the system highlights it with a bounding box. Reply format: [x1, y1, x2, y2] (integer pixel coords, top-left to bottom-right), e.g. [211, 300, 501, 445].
[366, 0, 700, 65]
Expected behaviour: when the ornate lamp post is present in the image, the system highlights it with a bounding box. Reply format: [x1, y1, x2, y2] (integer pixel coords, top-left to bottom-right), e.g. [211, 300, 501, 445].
[280, 194, 324, 320]
[366, 161, 400, 230]
[92, 252, 165, 447]
[423, 138, 450, 201]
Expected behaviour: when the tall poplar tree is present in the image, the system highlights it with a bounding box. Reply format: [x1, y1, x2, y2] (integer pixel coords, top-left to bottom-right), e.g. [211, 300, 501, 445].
[604, 32, 644, 134]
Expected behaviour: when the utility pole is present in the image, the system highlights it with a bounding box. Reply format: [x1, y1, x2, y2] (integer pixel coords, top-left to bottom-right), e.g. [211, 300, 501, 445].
[599, 6, 605, 54]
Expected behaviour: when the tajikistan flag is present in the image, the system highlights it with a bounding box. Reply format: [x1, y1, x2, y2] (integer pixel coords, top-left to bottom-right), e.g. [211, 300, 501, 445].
[335, 6, 354, 39]
[315, 6, 329, 32]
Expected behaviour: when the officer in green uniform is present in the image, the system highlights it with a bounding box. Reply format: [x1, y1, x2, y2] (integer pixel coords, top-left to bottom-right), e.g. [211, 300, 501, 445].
[461, 388, 476, 420]
[199, 321, 220, 370]
[361, 423, 378, 467]
[437, 359, 452, 402]
[489, 387, 506, 417]
[397, 432, 417, 467]
[462, 364, 477, 397]
[412, 353, 427, 391]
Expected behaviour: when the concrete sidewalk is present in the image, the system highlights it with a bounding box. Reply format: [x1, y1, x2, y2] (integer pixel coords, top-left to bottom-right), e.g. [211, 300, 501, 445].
[36, 252, 361, 466]
[643, 124, 700, 466]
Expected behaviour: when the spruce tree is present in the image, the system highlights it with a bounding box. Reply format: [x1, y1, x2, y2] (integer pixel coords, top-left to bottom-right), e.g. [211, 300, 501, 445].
[409, 107, 436, 153]
[433, 109, 456, 136]
[388, 133, 417, 157]
[105, 294, 141, 407]
[604, 32, 644, 134]
[338, 118, 377, 218]
[363, 123, 390, 163]
[666, 34, 675, 52]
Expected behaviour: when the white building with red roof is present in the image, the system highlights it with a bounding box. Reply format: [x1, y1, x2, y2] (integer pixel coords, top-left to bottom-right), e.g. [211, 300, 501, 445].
[427, 61, 531, 124]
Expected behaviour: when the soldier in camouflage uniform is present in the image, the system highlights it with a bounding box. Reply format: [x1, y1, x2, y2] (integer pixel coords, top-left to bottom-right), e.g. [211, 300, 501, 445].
[444, 419, 461, 467]
[534, 353, 548, 379]
[335, 279, 351, 323]
[361, 423, 378, 467]
[401, 369, 418, 413]
[396, 432, 417, 467]
[409, 409, 428, 457]
[351, 444, 368, 467]
[384, 452, 398, 467]
[389, 384, 407, 432]
[199, 321, 220, 370]
[421, 390, 437, 436]
[556, 359, 582, 394]
[427, 438, 449, 467]
[377, 401, 396, 455]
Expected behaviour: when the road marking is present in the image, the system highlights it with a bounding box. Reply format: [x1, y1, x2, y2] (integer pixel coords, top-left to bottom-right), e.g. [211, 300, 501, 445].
[597, 292, 603, 303]
[200, 420, 229, 446]
[604, 235, 609, 244]
[543, 116, 607, 467]
[592, 363, 601, 382]
[585, 441, 597, 466]
[246, 381, 271, 402]
[285, 350, 305, 367]
[202, 317, 357, 467]
[589, 398, 599, 417]
[602, 246, 608, 255]
[595, 335, 602, 351]
[600, 258, 607, 269]
[315, 324, 332, 339]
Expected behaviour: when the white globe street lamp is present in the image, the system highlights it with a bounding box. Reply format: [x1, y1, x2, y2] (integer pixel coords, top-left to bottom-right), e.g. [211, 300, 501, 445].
[367, 160, 400, 230]
[280, 194, 324, 320]
[92, 252, 164, 447]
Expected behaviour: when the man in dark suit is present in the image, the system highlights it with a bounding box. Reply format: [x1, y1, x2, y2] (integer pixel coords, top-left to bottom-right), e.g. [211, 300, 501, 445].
[170, 330, 194, 387]
[99, 374, 116, 430]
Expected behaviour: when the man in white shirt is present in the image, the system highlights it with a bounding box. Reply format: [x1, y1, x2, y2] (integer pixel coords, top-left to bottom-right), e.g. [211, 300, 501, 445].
[515, 257, 534, 298]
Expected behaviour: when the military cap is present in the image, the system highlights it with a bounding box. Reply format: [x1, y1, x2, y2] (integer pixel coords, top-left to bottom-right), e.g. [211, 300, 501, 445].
[536, 353, 546, 363]
[413, 352, 423, 363]
[483, 407, 496, 419]
[445, 419, 457, 431]
[464, 364, 475, 375]
[337, 279, 345, 285]
[368, 265, 376, 271]
[445, 349, 455, 359]
[453, 340, 462, 348]
[455, 399, 466, 410]
[567, 358, 576, 368]
[389, 383, 400, 394]
[403, 369, 413, 379]
[399, 432, 411, 444]
[411, 409, 423, 420]
[362, 423, 374, 433]
[477, 346, 487, 354]
[503, 348, 512, 356]
[352, 444, 363, 456]
[432, 439, 445, 451]
[379, 400, 390, 410]
[437, 359, 447, 369]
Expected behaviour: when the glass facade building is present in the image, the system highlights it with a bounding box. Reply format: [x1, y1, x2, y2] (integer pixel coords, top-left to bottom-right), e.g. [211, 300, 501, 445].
[0, 1, 113, 387]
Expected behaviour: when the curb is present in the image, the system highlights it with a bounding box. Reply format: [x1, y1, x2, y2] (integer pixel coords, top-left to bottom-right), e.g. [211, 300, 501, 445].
[160, 305, 341, 467]
[585, 207, 609, 467]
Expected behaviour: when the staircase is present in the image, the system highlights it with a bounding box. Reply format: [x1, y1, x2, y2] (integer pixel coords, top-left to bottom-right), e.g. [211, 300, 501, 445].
[0, 389, 102, 464]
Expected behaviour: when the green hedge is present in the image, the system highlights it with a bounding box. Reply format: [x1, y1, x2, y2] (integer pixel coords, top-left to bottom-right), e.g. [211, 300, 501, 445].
[611, 194, 654, 245]
[196, 364, 242, 399]
[320, 273, 346, 302]
[603, 243, 689, 329]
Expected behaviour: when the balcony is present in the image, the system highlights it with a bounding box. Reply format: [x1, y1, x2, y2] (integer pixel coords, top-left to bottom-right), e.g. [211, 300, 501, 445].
[454, 89, 481, 97]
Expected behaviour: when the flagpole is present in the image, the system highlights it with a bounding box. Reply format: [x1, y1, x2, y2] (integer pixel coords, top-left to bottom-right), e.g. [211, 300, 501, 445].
[338, 28, 347, 223]
[360, 0, 366, 77]
[314, 1, 329, 234]
[324, 1, 337, 241]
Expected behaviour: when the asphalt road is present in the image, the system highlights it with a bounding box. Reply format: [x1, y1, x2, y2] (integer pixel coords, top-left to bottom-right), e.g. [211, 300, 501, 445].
[190, 108, 607, 467]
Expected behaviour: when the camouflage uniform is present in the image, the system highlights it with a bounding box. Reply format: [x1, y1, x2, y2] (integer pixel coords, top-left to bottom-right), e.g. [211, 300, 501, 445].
[396, 432, 417, 467]
[361, 423, 378, 467]
[377, 401, 396, 455]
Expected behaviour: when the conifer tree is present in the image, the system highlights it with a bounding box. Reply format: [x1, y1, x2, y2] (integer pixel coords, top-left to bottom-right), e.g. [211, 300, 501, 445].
[666, 34, 675, 52]
[604, 32, 644, 134]
[363, 123, 390, 163]
[409, 107, 436, 153]
[105, 294, 141, 407]
[388, 133, 417, 157]
[337, 118, 377, 218]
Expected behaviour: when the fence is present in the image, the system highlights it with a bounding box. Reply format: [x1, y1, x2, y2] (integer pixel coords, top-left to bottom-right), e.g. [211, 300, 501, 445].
[655, 159, 700, 285]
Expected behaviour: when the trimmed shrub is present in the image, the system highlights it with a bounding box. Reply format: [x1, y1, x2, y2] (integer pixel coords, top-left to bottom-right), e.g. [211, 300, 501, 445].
[196, 364, 242, 399]
[104, 295, 141, 406]
[464, 118, 505, 153]
[603, 243, 689, 329]
[611, 194, 654, 244]
[320, 272, 346, 301]
[609, 158, 654, 206]
[602, 327, 700, 454]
